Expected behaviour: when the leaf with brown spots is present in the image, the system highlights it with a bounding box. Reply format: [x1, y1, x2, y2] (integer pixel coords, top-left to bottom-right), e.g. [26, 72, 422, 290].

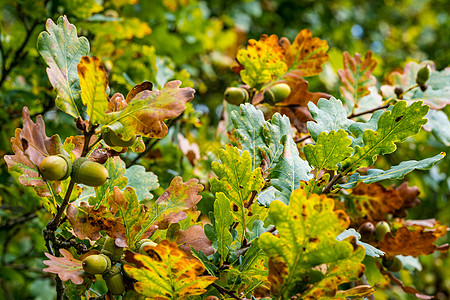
[37, 16, 90, 118]
[338, 51, 377, 111]
[4, 107, 64, 199]
[126, 81, 153, 102]
[236, 34, 287, 88]
[43, 249, 86, 285]
[104, 80, 194, 140]
[210, 145, 265, 243]
[274, 75, 331, 107]
[284, 29, 329, 77]
[259, 189, 367, 299]
[77, 56, 109, 125]
[123, 240, 217, 300]
[379, 224, 449, 257]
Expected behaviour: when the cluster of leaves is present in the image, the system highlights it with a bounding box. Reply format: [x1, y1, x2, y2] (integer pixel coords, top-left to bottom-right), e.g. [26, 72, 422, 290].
[1, 7, 449, 300]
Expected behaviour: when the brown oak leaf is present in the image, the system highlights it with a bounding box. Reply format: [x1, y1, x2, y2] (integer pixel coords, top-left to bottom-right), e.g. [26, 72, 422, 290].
[43, 249, 85, 284]
[176, 225, 214, 258]
[379, 225, 448, 257]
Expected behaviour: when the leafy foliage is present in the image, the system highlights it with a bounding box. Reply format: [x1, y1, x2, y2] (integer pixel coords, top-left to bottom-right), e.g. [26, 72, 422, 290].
[1, 7, 449, 300]
[124, 240, 217, 299]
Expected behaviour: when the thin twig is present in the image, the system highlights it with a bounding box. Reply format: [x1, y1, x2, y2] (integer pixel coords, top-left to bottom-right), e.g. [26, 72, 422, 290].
[294, 135, 311, 143]
[211, 283, 242, 300]
[348, 104, 390, 119]
[322, 172, 344, 194]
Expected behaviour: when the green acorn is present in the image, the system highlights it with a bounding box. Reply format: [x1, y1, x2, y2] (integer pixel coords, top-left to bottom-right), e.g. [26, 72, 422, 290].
[103, 266, 125, 295]
[101, 237, 124, 262]
[383, 256, 403, 272]
[82, 254, 111, 274]
[71, 157, 108, 187]
[416, 65, 431, 86]
[39, 154, 72, 181]
[224, 87, 249, 105]
[269, 83, 291, 103]
[375, 221, 391, 242]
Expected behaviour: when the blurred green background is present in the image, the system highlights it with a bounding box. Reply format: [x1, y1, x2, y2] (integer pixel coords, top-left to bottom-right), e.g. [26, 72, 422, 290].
[0, 0, 448, 299]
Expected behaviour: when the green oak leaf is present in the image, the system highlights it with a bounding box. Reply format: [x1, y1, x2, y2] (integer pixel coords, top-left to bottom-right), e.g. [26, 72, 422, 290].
[304, 129, 353, 171]
[259, 189, 366, 299]
[425, 110, 450, 146]
[210, 145, 265, 244]
[37, 16, 90, 118]
[231, 104, 266, 170]
[338, 152, 446, 189]
[307, 97, 355, 141]
[348, 109, 387, 147]
[270, 132, 312, 205]
[125, 165, 159, 201]
[341, 100, 429, 172]
[213, 193, 234, 265]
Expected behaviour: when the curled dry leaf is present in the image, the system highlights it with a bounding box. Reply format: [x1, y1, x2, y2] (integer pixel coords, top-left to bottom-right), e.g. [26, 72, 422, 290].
[176, 225, 214, 258]
[43, 249, 86, 285]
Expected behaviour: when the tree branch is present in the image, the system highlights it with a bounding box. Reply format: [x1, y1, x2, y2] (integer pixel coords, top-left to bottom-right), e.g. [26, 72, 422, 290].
[211, 283, 242, 300]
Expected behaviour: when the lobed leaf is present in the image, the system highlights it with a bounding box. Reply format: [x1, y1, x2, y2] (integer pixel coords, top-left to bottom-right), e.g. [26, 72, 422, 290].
[284, 29, 329, 77]
[237, 34, 287, 88]
[307, 97, 355, 141]
[43, 249, 85, 285]
[77, 56, 109, 125]
[341, 101, 429, 172]
[124, 165, 159, 201]
[211, 145, 265, 242]
[337, 229, 384, 257]
[338, 152, 446, 189]
[37, 16, 90, 118]
[304, 129, 353, 171]
[338, 51, 377, 111]
[105, 80, 195, 140]
[212, 193, 234, 264]
[259, 189, 366, 299]
[124, 240, 217, 299]
[4, 107, 64, 198]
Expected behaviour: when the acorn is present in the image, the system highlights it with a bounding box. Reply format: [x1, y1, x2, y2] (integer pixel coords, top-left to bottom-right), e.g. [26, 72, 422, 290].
[383, 256, 403, 272]
[224, 87, 249, 105]
[263, 89, 276, 105]
[101, 123, 136, 147]
[375, 221, 391, 242]
[136, 239, 157, 254]
[39, 154, 72, 181]
[71, 157, 109, 187]
[269, 83, 291, 103]
[416, 65, 431, 86]
[357, 222, 375, 242]
[82, 254, 111, 274]
[103, 265, 125, 295]
[101, 237, 124, 262]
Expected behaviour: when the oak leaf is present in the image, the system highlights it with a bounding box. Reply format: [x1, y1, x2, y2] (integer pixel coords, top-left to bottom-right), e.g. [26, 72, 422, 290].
[237, 34, 287, 88]
[338, 51, 377, 111]
[379, 225, 449, 257]
[43, 249, 85, 285]
[4, 107, 64, 198]
[176, 225, 214, 258]
[37, 16, 90, 118]
[284, 29, 329, 77]
[77, 56, 109, 125]
[104, 80, 195, 140]
[123, 240, 217, 299]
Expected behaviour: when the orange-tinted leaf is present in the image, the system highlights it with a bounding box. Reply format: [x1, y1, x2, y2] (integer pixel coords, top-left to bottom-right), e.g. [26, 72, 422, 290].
[284, 29, 329, 77]
[345, 183, 405, 227]
[338, 51, 377, 109]
[43, 249, 85, 285]
[107, 92, 128, 113]
[176, 225, 214, 258]
[379, 225, 448, 257]
[105, 80, 195, 140]
[392, 182, 420, 218]
[177, 133, 200, 165]
[4, 107, 64, 197]
[124, 240, 217, 299]
[335, 285, 375, 298]
[237, 34, 287, 88]
[77, 56, 109, 125]
[155, 177, 203, 229]
[126, 81, 153, 102]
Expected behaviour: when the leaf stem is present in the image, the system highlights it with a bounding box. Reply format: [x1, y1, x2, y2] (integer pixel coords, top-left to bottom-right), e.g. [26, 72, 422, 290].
[322, 172, 344, 194]
[347, 104, 390, 119]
